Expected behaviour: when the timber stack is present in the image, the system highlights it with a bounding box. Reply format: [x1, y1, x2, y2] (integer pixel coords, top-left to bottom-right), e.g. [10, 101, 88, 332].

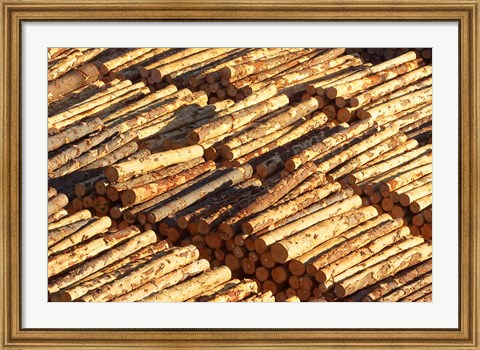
[47, 47, 433, 302]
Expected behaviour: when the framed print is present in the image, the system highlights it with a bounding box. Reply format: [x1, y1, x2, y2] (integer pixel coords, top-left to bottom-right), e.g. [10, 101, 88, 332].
[1, 1, 479, 349]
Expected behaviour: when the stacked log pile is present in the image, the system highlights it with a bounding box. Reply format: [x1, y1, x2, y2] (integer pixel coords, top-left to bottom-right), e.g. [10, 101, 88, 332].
[47, 47, 433, 302]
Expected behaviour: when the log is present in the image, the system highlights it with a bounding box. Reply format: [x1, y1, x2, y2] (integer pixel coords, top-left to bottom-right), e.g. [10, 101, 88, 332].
[104, 145, 204, 182]
[140, 48, 207, 77]
[363, 139, 419, 168]
[48, 194, 69, 217]
[186, 277, 241, 302]
[48, 210, 68, 224]
[334, 242, 432, 297]
[146, 165, 253, 223]
[48, 226, 141, 278]
[80, 141, 140, 172]
[271, 206, 378, 264]
[362, 259, 432, 301]
[186, 93, 288, 144]
[48, 187, 57, 199]
[113, 259, 210, 302]
[48, 208, 91, 231]
[399, 284, 432, 302]
[377, 272, 432, 302]
[120, 161, 216, 206]
[48, 63, 99, 103]
[379, 163, 433, 196]
[221, 98, 321, 152]
[315, 224, 411, 283]
[316, 124, 400, 174]
[100, 48, 153, 74]
[219, 162, 317, 239]
[49, 130, 138, 179]
[285, 119, 375, 172]
[206, 279, 258, 302]
[48, 216, 112, 255]
[244, 290, 275, 302]
[48, 118, 104, 152]
[48, 217, 97, 248]
[347, 145, 432, 184]
[350, 66, 432, 107]
[328, 133, 408, 181]
[399, 182, 432, 206]
[242, 181, 339, 236]
[288, 214, 393, 276]
[254, 195, 362, 253]
[410, 194, 433, 214]
[142, 266, 232, 302]
[80, 245, 199, 302]
[359, 87, 432, 120]
[48, 230, 159, 296]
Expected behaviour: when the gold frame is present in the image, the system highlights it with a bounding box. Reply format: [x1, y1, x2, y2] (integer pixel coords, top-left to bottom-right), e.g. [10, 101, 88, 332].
[1, 1, 478, 349]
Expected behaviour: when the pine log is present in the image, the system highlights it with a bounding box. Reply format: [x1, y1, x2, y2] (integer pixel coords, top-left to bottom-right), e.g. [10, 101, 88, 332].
[285, 119, 375, 172]
[254, 194, 362, 255]
[140, 48, 207, 77]
[242, 181, 339, 236]
[113, 259, 210, 302]
[48, 194, 69, 217]
[48, 209, 68, 224]
[363, 259, 432, 301]
[334, 242, 432, 297]
[120, 161, 216, 206]
[244, 290, 275, 302]
[186, 93, 288, 144]
[80, 245, 199, 302]
[206, 279, 258, 302]
[48, 209, 92, 231]
[48, 217, 97, 247]
[363, 139, 419, 168]
[377, 272, 432, 302]
[315, 224, 411, 283]
[347, 145, 432, 184]
[288, 214, 393, 277]
[48, 230, 159, 296]
[104, 145, 204, 182]
[48, 63, 100, 103]
[399, 182, 432, 206]
[48, 216, 112, 255]
[49, 130, 138, 179]
[219, 162, 317, 239]
[48, 226, 141, 278]
[410, 194, 433, 214]
[48, 118, 104, 152]
[328, 133, 408, 181]
[146, 165, 253, 224]
[142, 265, 232, 302]
[379, 163, 433, 196]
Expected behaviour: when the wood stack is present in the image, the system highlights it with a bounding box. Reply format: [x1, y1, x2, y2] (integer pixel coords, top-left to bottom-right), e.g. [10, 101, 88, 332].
[48, 47, 433, 302]
[346, 48, 432, 65]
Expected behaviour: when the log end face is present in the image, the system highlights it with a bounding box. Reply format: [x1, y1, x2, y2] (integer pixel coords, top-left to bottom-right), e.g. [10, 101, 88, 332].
[270, 243, 289, 264]
[284, 159, 298, 173]
[315, 270, 328, 283]
[104, 166, 120, 183]
[334, 284, 346, 298]
[254, 238, 268, 254]
[241, 222, 254, 236]
[50, 292, 72, 302]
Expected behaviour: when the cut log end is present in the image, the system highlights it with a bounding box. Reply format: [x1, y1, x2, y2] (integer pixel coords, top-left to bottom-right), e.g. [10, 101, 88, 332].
[270, 243, 289, 264]
[104, 166, 120, 183]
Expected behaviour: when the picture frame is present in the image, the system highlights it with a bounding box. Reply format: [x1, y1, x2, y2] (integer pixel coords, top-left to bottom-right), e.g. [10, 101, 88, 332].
[1, 0, 479, 349]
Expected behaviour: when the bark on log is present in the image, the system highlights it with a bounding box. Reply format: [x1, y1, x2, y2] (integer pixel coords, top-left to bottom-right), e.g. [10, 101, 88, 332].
[104, 145, 204, 183]
[48, 217, 96, 247]
[334, 242, 432, 297]
[48, 226, 141, 278]
[113, 259, 210, 302]
[142, 265, 232, 302]
[244, 290, 275, 302]
[255, 194, 362, 254]
[219, 162, 317, 239]
[120, 161, 216, 206]
[80, 245, 199, 302]
[242, 182, 339, 236]
[48, 230, 158, 296]
[377, 272, 432, 302]
[285, 119, 375, 172]
[48, 216, 112, 255]
[146, 165, 253, 223]
[410, 194, 433, 214]
[379, 163, 433, 195]
[186, 93, 288, 144]
[399, 182, 432, 206]
[48, 194, 69, 217]
[48, 118, 104, 152]
[48, 63, 100, 103]
[206, 279, 258, 302]
[48, 209, 68, 224]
